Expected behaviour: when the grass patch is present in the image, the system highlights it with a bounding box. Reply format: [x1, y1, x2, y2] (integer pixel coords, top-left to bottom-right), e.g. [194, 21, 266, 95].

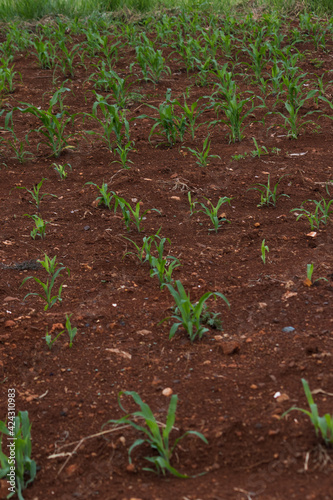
[0, 0, 332, 21]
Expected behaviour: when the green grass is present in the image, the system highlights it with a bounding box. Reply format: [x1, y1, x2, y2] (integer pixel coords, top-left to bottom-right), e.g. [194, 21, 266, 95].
[0, 0, 331, 21]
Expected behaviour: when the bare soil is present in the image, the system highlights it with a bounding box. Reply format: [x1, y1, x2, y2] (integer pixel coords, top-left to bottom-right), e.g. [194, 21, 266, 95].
[0, 15, 333, 500]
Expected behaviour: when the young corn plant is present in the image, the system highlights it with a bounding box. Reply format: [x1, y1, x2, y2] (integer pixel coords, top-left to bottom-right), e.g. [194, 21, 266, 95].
[20, 262, 69, 311]
[305, 263, 328, 285]
[243, 42, 269, 81]
[150, 255, 181, 288]
[52, 162, 71, 180]
[114, 195, 160, 233]
[85, 181, 115, 210]
[161, 280, 229, 342]
[138, 90, 186, 147]
[175, 93, 203, 140]
[186, 135, 220, 167]
[55, 41, 80, 77]
[88, 64, 132, 108]
[25, 214, 49, 240]
[261, 239, 269, 264]
[13, 178, 56, 211]
[248, 175, 289, 208]
[32, 37, 57, 69]
[103, 391, 208, 477]
[0, 60, 21, 94]
[65, 313, 77, 347]
[282, 379, 333, 447]
[133, 45, 171, 84]
[291, 198, 333, 229]
[45, 327, 63, 349]
[37, 253, 69, 277]
[15, 85, 76, 157]
[6, 131, 33, 163]
[269, 90, 318, 139]
[250, 137, 268, 158]
[196, 196, 232, 232]
[212, 93, 264, 143]
[84, 93, 130, 150]
[188, 192, 197, 216]
[0, 411, 37, 500]
[112, 141, 134, 170]
[122, 230, 161, 263]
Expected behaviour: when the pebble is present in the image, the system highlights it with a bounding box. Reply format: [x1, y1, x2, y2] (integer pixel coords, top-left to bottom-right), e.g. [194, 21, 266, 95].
[162, 387, 173, 396]
[4, 320, 16, 328]
[282, 326, 295, 333]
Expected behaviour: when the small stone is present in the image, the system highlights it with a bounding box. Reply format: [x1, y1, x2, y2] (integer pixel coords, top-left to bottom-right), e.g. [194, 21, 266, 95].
[258, 302, 267, 309]
[250, 384, 258, 390]
[254, 222, 260, 227]
[282, 326, 295, 333]
[171, 196, 181, 201]
[223, 341, 240, 355]
[137, 329, 152, 335]
[84, 225, 90, 231]
[162, 387, 173, 396]
[50, 323, 64, 333]
[276, 393, 289, 403]
[4, 320, 16, 328]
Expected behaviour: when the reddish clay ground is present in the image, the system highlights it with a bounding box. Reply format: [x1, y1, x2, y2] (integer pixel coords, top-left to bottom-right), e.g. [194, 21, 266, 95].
[0, 14, 332, 500]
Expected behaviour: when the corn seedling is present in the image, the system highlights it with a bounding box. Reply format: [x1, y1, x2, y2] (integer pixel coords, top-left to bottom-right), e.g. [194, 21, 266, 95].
[85, 181, 115, 210]
[13, 178, 56, 211]
[37, 253, 69, 277]
[15, 85, 76, 157]
[24, 214, 48, 240]
[282, 379, 333, 447]
[113, 195, 160, 233]
[0, 411, 37, 500]
[52, 162, 71, 180]
[306, 263, 328, 285]
[243, 42, 268, 81]
[88, 64, 131, 107]
[291, 198, 333, 229]
[196, 196, 232, 232]
[248, 174, 289, 208]
[211, 93, 264, 143]
[122, 229, 161, 263]
[65, 314, 77, 347]
[193, 56, 217, 87]
[161, 280, 229, 342]
[112, 141, 134, 169]
[261, 239, 269, 264]
[0, 61, 20, 94]
[188, 192, 197, 216]
[150, 255, 181, 288]
[45, 327, 63, 349]
[250, 137, 268, 158]
[138, 89, 187, 147]
[104, 391, 207, 477]
[133, 45, 171, 84]
[269, 99, 318, 139]
[84, 93, 130, 150]
[7, 132, 33, 163]
[175, 94, 203, 140]
[20, 262, 69, 311]
[56, 41, 79, 77]
[32, 37, 57, 69]
[186, 135, 220, 167]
